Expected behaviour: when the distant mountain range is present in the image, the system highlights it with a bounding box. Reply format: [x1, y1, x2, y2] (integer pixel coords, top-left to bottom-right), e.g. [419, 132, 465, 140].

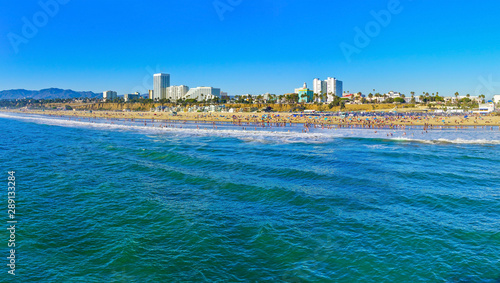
[0, 88, 101, 99]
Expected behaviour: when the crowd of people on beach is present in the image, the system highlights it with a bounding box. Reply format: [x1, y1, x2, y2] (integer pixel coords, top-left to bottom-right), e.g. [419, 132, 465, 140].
[42, 110, 500, 138]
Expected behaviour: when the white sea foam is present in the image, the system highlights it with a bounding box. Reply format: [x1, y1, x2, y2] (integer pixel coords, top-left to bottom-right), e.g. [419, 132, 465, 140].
[1, 112, 500, 145]
[0, 112, 335, 144]
[384, 137, 500, 145]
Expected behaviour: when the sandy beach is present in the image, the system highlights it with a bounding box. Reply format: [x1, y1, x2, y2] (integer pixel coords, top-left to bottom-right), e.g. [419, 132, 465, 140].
[4, 109, 500, 128]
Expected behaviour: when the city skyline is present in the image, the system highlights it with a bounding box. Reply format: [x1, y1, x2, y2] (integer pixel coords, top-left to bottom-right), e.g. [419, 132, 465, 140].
[2, 1, 500, 98]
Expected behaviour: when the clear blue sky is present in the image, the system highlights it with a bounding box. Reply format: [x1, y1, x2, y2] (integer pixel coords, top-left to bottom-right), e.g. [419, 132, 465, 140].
[1, 0, 500, 98]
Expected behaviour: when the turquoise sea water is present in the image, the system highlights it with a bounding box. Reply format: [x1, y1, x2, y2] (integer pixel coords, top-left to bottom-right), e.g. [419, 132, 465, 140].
[1, 112, 499, 282]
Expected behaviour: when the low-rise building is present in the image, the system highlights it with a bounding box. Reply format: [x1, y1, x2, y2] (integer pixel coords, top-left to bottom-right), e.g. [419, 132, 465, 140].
[296, 83, 314, 103]
[183, 87, 221, 101]
[473, 103, 496, 114]
[220, 92, 230, 101]
[262, 93, 276, 103]
[343, 93, 355, 99]
[448, 96, 483, 103]
[493, 95, 500, 105]
[124, 92, 141, 102]
[385, 91, 401, 98]
[404, 96, 420, 103]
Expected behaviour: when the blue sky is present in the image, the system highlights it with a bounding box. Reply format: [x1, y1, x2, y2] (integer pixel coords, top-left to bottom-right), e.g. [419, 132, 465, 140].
[1, 0, 500, 98]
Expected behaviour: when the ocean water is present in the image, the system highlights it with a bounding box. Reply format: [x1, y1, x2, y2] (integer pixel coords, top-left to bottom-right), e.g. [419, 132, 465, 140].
[1, 112, 499, 282]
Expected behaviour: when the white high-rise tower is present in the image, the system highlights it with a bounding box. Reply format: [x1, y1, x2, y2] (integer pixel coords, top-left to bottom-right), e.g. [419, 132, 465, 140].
[313, 78, 327, 101]
[153, 73, 170, 100]
[313, 77, 343, 102]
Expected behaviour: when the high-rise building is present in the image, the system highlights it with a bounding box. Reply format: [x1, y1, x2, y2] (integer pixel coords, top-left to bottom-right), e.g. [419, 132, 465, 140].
[103, 91, 117, 102]
[148, 90, 154, 100]
[313, 77, 343, 102]
[313, 79, 327, 98]
[153, 73, 170, 100]
[325, 77, 343, 102]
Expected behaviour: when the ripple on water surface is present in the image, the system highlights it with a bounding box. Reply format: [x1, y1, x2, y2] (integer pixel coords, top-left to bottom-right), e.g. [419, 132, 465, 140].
[0, 113, 499, 282]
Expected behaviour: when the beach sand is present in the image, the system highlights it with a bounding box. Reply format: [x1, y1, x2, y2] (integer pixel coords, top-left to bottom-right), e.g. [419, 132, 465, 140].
[4, 109, 500, 128]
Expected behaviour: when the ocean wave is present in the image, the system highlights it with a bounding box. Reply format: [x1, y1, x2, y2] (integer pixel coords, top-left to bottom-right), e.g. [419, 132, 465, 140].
[2, 112, 500, 145]
[384, 137, 500, 145]
[0, 112, 335, 144]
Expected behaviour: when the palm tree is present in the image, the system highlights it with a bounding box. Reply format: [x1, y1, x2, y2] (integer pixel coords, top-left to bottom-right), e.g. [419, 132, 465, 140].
[300, 93, 307, 103]
[454, 92, 460, 106]
[258, 94, 264, 104]
[270, 94, 274, 103]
